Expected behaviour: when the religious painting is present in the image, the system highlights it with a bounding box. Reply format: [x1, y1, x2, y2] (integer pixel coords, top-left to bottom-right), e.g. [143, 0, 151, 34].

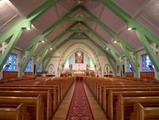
[75, 51, 84, 63]
[48, 64, 55, 75]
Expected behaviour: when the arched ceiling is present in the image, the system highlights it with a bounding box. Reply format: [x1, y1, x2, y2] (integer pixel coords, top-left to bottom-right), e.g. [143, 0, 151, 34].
[0, 0, 159, 77]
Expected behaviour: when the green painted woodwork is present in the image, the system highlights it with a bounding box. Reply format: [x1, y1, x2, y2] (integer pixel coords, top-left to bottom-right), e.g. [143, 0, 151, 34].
[81, 23, 123, 73]
[0, 0, 58, 71]
[43, 33, 77, 69]
[0, 19, 30, 44]
[84, 34, 117, 75]
[27, 0, 58, 22]
[136, 30, 159, 79]
[37, 23, 79, 66]
[100, 0, 159, 45]
[43, 32, 117, 75]
[0, 28, 23, 71]
[67, 17, 94, 22]
[41, 21, 121, 71]
[20, 42, 39, 77]
[79, 6, 138, 77]
[24, 5, 80, 51]
[0, 19, 31, 71]
[66, 29, 91, 33]
[22, 35, 44, 52]
[1, 0, 58, 44]
[101, 0, 159, 78]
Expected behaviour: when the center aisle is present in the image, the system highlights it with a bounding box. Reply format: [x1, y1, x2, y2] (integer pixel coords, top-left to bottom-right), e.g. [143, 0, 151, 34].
[66, 80, 94, 120]
[52, 79, 107, 120]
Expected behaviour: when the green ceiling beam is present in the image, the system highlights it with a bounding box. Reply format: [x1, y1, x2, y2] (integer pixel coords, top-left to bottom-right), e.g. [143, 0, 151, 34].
[43, 33, 77, 69]
[100, 0, 159, 45]
[84, 34, 117, 75]
[23, 5, 80, 51]
[43, 32, 117, 75]
[43, 57, 51, 70]
[1, 0, 57, 44]
[67, 17, 94, 22]
[0, 19, 30, 71]
[0, 19, 30, 44]
[80, 6, 134, 50]
[27, 0, 58, 22]
[19, 42, 39, 77]
[0, 0, 58, 71]
[101, 0, 159, 78]
[41, 21, 122, 73]
[0, 28, 23, 71]
[80, 22, 123, 72]
[80, 6, 138, 77]
[37, 23, 79, 66]
[136, 30, 159, 79]
[66, 29, 91, 33]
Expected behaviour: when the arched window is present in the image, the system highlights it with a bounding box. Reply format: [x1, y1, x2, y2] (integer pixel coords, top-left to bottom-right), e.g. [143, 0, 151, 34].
[36, 65, 42, 73]
[141, 54, 154, 72]
[25, 59, 33, 72]
[3, 53, 17, 71]
[127, 63, 132, 72]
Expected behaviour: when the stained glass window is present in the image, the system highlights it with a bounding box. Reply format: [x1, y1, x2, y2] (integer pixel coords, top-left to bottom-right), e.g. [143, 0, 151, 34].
[127, 63, 132, 72]
[3, 53, 17, 71]
[25, 59, 33, 72]
[141, 54, 154, 72]
[36, 65, 42, 73]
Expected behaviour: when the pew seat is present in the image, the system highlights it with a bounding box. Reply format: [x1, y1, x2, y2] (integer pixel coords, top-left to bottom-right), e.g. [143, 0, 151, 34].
[0, 103, 30, 120]
[116, 95, 159, 120]
[130, 103, 159, 120]
[0, 95, 44, 120]
[0, 90, 52, 120]
[107, 90, 159, 120]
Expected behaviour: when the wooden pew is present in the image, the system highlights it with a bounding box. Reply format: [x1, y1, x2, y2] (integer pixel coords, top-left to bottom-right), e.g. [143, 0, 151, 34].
[100, 86, 159, 112]
[130, 103, 159, 120]
[0, 77, 74, 117]
[0, 86, 58, 113]
[0, 90, 52, 120]
[85, 77, 159, 120]
[116, 95, 159, 120]
[107, 90, 159, 120]
[94, 80, 159, 105]
[0, 77, 74, 119]
[0, 95, 44, 120]
[0, 80, 73, 109]
[0, 103, 30, 120]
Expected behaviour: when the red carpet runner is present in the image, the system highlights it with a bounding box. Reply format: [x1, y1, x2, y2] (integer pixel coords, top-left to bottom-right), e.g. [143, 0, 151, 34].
[66, 80, 94, 120]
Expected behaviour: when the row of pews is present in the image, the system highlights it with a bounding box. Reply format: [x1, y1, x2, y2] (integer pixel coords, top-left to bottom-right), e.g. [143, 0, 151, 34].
[0, 77, 74, 120]
[85, 76, 159, 120]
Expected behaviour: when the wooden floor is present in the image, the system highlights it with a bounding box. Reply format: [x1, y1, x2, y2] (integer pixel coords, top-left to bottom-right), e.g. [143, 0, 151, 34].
[52, 82, 108, 120]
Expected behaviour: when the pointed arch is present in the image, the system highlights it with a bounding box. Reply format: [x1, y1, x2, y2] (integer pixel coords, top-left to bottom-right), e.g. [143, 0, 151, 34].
[57, 42, 102, 76]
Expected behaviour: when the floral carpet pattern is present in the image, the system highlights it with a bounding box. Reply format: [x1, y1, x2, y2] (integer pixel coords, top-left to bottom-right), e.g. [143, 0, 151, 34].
[66, 81, 94, 120]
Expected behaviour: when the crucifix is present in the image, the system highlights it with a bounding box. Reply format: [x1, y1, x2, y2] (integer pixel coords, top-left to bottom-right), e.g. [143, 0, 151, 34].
[0, 42, 7, 54]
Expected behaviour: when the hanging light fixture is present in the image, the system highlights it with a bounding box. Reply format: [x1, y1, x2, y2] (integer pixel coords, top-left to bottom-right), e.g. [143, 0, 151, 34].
[128, 27, 133, 31]
[41, 40, 45, 43]
[113, 40, 117, 44]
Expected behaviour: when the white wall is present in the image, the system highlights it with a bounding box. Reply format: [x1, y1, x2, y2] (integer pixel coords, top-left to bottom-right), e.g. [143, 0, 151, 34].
[137, 48, 157, 79]
[124, 47, 158, 79]
[46, 39, 111, 77]
[0, 47, 22, 79]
